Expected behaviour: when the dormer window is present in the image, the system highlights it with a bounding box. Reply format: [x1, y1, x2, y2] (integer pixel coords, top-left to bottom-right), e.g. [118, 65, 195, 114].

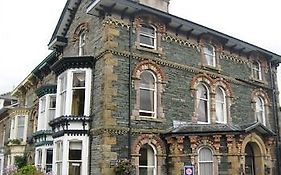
[252, 61, 262, 80]
[78, 31, 86, 56]
[203, 44, 216, 67]
[139, 25, 156, 49]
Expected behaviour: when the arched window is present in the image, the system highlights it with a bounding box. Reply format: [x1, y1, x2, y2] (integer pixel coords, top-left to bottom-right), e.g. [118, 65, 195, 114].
[78, 30, 86, 56]
[203, 44, 216, 67]
[197, 83, 209, 123]
[255, 96, 265, 125]
[139, 70, 157, 117]
[245, 144, 255, 175]
[139, 144, 156, 175]
[198, 147, 213, 175]
[215, 87, 226, 123]
[252, 61, 262, 80]
[139, 24, 156, 49]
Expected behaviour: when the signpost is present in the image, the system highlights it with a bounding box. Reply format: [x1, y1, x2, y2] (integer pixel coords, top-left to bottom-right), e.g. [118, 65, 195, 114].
[184, 165, 194, 175]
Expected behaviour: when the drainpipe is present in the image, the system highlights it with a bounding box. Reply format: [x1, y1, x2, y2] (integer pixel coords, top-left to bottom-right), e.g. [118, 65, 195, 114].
[269, 60, 280, 175]
[128, 16, 133, 161]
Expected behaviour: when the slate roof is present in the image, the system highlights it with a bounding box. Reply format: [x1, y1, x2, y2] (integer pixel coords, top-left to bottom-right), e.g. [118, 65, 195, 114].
[165, 121, 276, 136]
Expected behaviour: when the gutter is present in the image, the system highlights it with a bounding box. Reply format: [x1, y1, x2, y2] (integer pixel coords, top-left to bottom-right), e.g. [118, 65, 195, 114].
[128, 16, 133, 161]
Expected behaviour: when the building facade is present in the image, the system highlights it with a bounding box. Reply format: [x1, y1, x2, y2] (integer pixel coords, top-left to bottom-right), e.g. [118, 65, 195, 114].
[1, 0, 281, 175]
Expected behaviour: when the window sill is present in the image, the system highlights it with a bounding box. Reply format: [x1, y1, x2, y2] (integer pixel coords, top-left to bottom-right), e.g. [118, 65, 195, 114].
[131, 115, 165, 123]
[249, 77, 267, 84]
[200, 64, 221, 73]
[135, 43, 163, 55]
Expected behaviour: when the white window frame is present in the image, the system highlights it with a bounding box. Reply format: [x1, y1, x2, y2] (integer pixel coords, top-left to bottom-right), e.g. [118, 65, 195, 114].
[198, 147, 214, 175]
[252, 61, 262, 80]
[203, 44, 216, 67]
[138, 144, 157, 175]
[55, 141, 63, 175]
[56, 68, 92, 118]
[139, 24, 156, 49]
[215, 87, 227, 124]
[38, 94, 56, 131]
[78, 30, 86, 56]
[197, 83, 210, 124]
[255, 96, 266, 125]
[45, 149, 53, 173]
[139, 70, 157, 118]
[9, 115, 27, 141]
[67, 141, 82, 175]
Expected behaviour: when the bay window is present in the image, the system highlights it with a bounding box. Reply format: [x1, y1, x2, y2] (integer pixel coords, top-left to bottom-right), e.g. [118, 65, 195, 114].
[38, 94, 56, 131]
[10, 115, 27, 141]
[56, 69, 92, 117]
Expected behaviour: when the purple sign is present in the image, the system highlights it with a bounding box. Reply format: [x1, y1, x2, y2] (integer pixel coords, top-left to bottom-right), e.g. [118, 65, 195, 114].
[184, 166, 194, 175]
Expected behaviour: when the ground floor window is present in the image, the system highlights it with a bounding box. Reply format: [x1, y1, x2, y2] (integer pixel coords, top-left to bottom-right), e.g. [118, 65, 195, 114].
[56, 142, 63, 175]
[68, 141, 82, 175]
[198, 147, 213, 175]
[46, 149, 53, 172]
[139, 144, 156, 175]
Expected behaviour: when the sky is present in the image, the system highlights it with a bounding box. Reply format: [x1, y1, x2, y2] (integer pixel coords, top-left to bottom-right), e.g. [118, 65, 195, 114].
[0, 0, 280, 95]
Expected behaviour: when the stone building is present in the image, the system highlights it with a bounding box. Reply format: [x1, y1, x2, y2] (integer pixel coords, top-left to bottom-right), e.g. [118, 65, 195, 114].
[2, 0, 281, 175]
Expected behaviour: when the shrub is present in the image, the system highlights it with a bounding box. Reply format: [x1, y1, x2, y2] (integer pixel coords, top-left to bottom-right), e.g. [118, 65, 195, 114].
[114, 158, 135, 175]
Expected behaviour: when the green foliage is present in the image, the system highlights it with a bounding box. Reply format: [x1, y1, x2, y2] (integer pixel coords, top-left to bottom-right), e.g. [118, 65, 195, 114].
[114, 158, 135, 174]
[14, 155, 27, 169]
[7, 139, 21, 145]
[16, 165, 37, 175]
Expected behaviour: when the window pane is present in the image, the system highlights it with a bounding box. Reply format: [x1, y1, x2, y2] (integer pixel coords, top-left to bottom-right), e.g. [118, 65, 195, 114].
[49, 96, 56, 109]
[71, 89, 85, 116]
[140, 26, 155, 36]
[140, 25, 155, 48]
[69, 162, 81, 175]
[203, 45, 215, 66]
[199, 148, 212, 161]
[56, 142, 63, 160]
[61, 76, 67, 91]
[140, 89, 154, 112]
[199, 148, 213, 175]
[216, 87, 225, 123]
[73, 72, 85, 87]
[140, 71, 155, 89]
[17, 116, 25, 139]
[140, 35, 155, 47]
[57, 162, 62, 175]
[198, 100, 208, 122]
[40, 98, 46, 113]
[139, 144, 155, 175]
[255, 97, 265, 123]
[60, 92, 66, 116]
[46, 149, 53, 164]
[199, 163, 213, 175]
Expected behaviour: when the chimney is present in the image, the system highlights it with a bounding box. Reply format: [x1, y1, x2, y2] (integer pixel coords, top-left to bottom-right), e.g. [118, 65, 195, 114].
[136, 0, 170, 12]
